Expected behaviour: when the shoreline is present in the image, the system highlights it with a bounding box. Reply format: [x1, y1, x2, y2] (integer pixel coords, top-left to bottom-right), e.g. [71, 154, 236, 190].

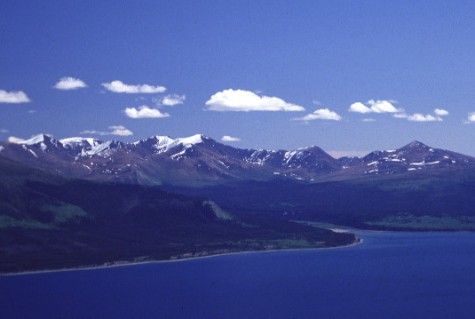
[1, 237, 363, 277]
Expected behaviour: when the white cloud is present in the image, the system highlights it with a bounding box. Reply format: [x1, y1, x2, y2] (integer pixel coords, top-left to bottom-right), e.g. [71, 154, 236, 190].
[161, 94, 186, 106]
[294, 108, 342, 121]
[351, 101, 448, 123]
[398, 109, 448, 122]
[102, 80, 166, 94]
[393, 113, 408, 119]
[0, 89, 31, 103]
[349, 100, 401, 114]
[54, 77, 87, 90]
[80, 130, 100, 135]
[1, 129, 8, 133]
[205, 89, 305, 112]
[467, 112, 475, 123]
[362, 118, 376, 122]
[221, 135, 241, 142]
[80, 125, 133, 136]
[108, 125, 133, 136]
[407, 113, 441, 122]
[434, 108, 449, 116]
[367, 100, 400, 113]
[349, 102, 372, 113]
[124, 105, 170, 119]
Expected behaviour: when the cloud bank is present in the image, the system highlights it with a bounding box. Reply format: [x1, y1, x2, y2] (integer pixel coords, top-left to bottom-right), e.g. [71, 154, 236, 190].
[0, 89, 31, 103]
[294, 108, 342, 121]
[54, 77, 87, 90]
[108, 125, 133, 136]
[407, 114, 440, 122]
[160, 94, 186, 106]
[205, 89, 305, 112]
[397, 108, 449, 122]
[434, 108, 449, 116]
[349, 100, 401, 114]
[102, 80, 166, 94]
[350, 100, 450, 123]
[124, 105, 170, 119]
[81, 125, 133, 136]
[221, 135, 241, 142]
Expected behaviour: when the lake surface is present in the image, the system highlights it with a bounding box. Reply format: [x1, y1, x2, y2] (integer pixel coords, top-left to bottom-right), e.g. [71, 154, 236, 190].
[1, 231, 475, 319]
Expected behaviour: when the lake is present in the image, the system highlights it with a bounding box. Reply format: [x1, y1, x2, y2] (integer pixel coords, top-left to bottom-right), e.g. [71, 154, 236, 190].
[1, 231, 475, 319]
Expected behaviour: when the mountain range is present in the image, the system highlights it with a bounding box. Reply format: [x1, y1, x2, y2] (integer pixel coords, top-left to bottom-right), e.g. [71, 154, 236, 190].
[2, 133, 474, 187]
[2, 133, 475, 272]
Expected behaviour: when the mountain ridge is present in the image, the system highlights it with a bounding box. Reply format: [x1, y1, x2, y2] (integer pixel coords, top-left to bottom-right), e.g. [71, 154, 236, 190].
[2, 134, 475, 187]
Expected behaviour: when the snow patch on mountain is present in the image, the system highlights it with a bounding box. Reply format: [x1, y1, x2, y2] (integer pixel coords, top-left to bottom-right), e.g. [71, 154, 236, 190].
[24, 134, 50, 145]
[84, 141, 112, 157]
[136, 134, 206, 156]
[284, 150, 299, 164]
[246, 150, 277, 165]
[170, 149, 188, 160]
[8, 134, 65, 152]
[178, 134, 205, 145]
[385, 158, 404, 162]
[8, 134, 47, 145]
[25, 147, 38, 158]
[410, 161, 441, 166]
[60, 137, 100, 148]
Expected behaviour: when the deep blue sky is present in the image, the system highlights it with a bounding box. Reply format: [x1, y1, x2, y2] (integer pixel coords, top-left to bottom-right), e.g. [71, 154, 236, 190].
[1, 0, 475, 156]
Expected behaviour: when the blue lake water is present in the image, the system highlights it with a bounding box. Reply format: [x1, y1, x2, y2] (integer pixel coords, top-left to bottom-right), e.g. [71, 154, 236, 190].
[1, 231, 475, 319]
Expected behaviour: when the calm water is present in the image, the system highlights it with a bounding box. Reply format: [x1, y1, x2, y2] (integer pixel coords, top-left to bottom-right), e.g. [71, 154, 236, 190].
[1, 231, 475, 319]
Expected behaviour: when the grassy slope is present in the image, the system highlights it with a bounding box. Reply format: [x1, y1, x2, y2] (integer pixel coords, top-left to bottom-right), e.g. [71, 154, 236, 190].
[0, 157, 355, 274]
[167, 168, 475, 231]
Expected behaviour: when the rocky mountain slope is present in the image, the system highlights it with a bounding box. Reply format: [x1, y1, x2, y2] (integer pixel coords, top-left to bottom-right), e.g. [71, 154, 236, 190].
[2, 134, 474, 187]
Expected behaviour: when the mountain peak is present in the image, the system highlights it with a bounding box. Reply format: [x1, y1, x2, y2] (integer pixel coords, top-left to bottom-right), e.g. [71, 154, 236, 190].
[136, 134, 209, 146]
[402, 140, 429, 149]
[132, 134, 212, 156]
[8, 134, 54, 145]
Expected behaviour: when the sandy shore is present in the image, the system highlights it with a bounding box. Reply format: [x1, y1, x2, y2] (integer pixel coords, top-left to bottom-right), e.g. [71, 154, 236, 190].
[1, 237, 363, 277]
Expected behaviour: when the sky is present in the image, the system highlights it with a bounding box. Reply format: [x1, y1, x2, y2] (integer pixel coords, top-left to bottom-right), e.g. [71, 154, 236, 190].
[1, 0, 475, 157]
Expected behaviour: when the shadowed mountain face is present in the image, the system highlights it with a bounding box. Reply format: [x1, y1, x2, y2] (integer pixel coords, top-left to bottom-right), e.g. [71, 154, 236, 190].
[169, 164, 475, 231]
[0, 157, 356, 273]
[1, 135, 474, 187]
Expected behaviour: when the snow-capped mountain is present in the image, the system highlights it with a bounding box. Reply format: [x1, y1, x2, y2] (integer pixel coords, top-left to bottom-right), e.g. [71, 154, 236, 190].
[336, 140, 475, 177]
[0, 134, 265, 185]
[1, 134, 475, 186]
